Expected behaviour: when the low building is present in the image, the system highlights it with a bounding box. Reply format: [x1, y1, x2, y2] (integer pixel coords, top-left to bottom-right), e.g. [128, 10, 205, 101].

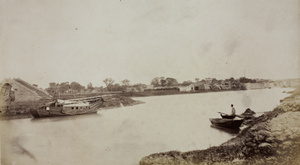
[220, 84, 231, 90]
[264, 82, 274, 88]
[210, 84, 221, 91]
[194, 82, 210, 91]
[91, 87, 102, 93]
[125, 87, 144, 92]
[146, 85, 154, 90]
[65, 89, 78, 94]
[177, 84, 194, 92]
[244, 83, 266, 89]
[288, 79, 300, 87]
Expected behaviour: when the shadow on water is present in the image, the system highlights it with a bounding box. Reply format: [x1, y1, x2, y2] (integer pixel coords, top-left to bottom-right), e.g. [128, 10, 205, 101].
[12, 137, 37, 162]
[210, 125, 241, 135]
[30, 113, 102, 123]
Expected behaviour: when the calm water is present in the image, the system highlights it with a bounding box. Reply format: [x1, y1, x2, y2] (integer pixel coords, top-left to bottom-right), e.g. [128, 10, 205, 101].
[1, 88, 292, 165]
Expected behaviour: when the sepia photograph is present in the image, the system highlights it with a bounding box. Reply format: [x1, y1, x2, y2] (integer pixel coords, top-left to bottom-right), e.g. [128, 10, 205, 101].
[1, 0, 300, 164]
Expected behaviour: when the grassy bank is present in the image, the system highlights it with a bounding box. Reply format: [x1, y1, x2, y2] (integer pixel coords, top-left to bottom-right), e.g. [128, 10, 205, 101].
[139, 88, 300, 165]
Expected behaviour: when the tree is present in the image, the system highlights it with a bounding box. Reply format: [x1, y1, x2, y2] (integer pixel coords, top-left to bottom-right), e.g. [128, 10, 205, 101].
[70, 82, 84, 92]
[151, 77, 177, 86]
[160, 79, 167, 86]
[212, 78, 218, 84]
[182, 80, 193, 86]
[110, 83, 124, 91]
[195, 78, 200, 82]
[87, 82, 94, 91]
[121, 79, 130, 86]
[59, 82, 70, 93]
[49, 82, 56, 87]
[166, 77, 178, 86]
[151, 77, 161, 87]
[46, 82, 58, 95]
[103, 78, 115, 91]
[239, 77, 257, 83]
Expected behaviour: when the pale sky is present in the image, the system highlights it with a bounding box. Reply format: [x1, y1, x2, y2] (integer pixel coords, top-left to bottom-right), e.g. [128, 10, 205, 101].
[1, 0, 299, 88]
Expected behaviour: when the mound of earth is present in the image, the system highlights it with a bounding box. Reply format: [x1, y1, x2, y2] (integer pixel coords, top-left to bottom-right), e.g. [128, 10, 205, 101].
[101, 95, 144, 109]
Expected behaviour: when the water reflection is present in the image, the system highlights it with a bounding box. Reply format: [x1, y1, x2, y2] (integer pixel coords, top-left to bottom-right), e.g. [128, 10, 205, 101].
[210, 125, 241, 135]
[30, 113, 102, 123]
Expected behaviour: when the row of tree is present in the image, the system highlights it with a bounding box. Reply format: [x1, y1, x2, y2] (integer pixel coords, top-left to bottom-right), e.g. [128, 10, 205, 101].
[45, 77, 264, 95]
[46, 82, 86, 94]
[150, 77, 263, 87]
[46, 78, 144, 94]
[150, 77, 178, 87]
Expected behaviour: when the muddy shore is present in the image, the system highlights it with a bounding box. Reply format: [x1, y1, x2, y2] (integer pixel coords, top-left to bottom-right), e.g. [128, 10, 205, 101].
[139, 88, 300, 165]
[100, 95, 144, 110]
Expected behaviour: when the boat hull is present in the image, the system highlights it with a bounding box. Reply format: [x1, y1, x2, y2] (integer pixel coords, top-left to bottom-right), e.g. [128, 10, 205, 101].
[209, 118, 244, 129]
[30, 100, 102, 118]
[220, 114, 235, 119]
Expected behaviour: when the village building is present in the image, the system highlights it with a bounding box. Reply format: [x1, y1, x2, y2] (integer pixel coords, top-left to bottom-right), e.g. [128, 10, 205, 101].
[287, 79, 300, 87]
[205, 78, 213, 84]
[125, 86, 145, 92]
[146, 85, 154, 90]
[194, 82, 210, 91]
[91, 87, 102, 93]
[220, 83, 231, 90]
[244, 82, 268, 89]
[176, 84, 194, 92]
[65, 89, 78, 94]
[210, 84, 221, 91]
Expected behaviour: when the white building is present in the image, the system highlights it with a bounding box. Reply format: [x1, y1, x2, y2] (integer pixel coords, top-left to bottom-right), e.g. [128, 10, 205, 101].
[177, 84, 194, 92]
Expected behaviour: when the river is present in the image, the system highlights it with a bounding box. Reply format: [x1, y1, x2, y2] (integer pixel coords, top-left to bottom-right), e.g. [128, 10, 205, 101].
[1, 88, 292, 165]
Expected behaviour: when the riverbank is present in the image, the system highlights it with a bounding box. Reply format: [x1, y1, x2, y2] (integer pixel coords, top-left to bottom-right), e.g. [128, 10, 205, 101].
[100, 95, 144, 110]
[119, 89, 246, 97]
[139, 88, 300, 165]
[0, 95, 143, 120]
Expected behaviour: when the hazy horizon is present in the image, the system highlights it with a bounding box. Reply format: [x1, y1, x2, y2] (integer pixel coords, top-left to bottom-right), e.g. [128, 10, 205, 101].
[1, 0, 299, 88]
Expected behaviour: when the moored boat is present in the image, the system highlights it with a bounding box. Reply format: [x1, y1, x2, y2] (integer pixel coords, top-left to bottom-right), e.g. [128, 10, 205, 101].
[30, 96, 104, 118]
[220, 114, 235, 119]
[209, 118, 244, 129]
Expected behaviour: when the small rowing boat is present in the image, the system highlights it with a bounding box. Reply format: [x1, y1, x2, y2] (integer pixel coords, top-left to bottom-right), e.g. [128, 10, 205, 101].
[209, 118, 244, 129]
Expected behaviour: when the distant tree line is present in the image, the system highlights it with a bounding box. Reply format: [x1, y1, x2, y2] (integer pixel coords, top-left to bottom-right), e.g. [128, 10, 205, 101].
[239, 77, 257, 83]
[46, 82, 86, 95]
[151, 77, 178, 87]
[45, 76, 266, 95]
[150, 76, 266, 87]
[45, 78, 149, 95]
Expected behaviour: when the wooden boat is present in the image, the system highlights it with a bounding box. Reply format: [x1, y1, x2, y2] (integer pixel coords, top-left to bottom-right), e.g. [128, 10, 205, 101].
[30, 96, 104, 118]
[209, 118, 244, 129]
[220, 114, 235, 119]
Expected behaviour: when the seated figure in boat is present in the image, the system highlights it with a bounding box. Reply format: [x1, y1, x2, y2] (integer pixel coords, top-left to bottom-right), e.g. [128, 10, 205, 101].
[220, 104, 236, 119]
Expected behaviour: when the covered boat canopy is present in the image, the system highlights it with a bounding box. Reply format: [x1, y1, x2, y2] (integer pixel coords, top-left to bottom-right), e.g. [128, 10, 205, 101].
[56, 99, 83, 105]
[63, 102, 90, 107]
